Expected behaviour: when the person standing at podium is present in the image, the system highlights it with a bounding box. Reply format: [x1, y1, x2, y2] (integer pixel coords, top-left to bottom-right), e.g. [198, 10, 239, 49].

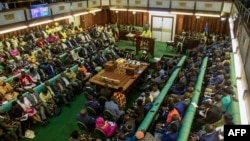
[140, 29, 152, 38]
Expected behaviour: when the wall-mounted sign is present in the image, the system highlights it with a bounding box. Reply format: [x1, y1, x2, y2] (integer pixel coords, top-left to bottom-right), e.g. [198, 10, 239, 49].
[149, 0, 170, 8]
[88, 0, 101, 8]
[129, 0, 147, 7]
[102, 0, 110, 6]
[72, 1, 87, 11]
[50, 3, 71, 15]
[110, 0, 127, 6]
[0, 9, 26, 26]
[171, 0, 195, 10]
[196, 1, 222, 11]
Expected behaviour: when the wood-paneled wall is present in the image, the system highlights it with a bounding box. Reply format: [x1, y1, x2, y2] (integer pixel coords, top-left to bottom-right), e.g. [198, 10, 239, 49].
[80, 9, 109, 28]
[109, 11, 149, 27]
[176, 15, 230, 35]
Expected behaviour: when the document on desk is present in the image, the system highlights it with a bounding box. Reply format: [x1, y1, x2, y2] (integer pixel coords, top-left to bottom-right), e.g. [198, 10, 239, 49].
[126, 33, 136, 37]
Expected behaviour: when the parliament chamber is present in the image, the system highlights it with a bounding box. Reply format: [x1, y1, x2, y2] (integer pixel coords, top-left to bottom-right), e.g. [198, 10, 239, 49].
[0, 0, 250, 141]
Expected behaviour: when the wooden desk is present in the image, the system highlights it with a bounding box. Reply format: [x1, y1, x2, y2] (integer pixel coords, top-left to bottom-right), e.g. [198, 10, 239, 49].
[174, 35, 200, 50]
[89, 59, 149, 95]
[125, 33, 136, 45]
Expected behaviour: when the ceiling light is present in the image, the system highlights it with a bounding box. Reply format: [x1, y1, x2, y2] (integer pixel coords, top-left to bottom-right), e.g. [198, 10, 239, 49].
[128, 9, 147, 12]
[171, 11, 193, 15]
[29, 20, 52, 27]
[195, 13, 220, 17]
[221, 17, 226, 21]
[89, 9, 102, 13]
[148, 10, 169, 14]
[110, 8, 127, 11]
[54, 16, 73, 21]
[73, 12, 88, 16]
[0, 26, 28, 34]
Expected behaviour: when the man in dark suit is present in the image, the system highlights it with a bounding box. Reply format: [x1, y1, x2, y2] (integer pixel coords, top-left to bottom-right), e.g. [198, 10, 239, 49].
[85, 94, 103, 114]
[44, 81, 70, 107]
[191, 124, 219, 141]
[55, 78, 74, 101]
[75, 108, 95, 130]
[94, 52, 107, 67]
[194, 100, 223, 131]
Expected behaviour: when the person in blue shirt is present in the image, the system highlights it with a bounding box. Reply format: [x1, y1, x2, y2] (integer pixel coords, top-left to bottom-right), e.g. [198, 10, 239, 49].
[161, 123, 179, 141]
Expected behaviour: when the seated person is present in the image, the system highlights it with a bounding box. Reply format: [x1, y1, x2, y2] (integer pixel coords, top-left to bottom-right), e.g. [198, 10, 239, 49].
[78, 63, 92, 79]
[190, 124, 219, 141]
[105, 96, 125, 122]
[161, 123, 179, 141]
[19, 70, 36, 90]
[140, 50, 149, 62]
[76, 109, 95, 130]
[39, 87, 58, 116]
[127, 99, 145, 127]
[0, 110, 24, 140]
[85, 94, 103, 114]
[17, 95, 46, 126]
[99, 83, 112, 99]
[9, 101, 32, 136]
[69, 130, 87, 141]
[113, 87, 126, 110]
[0, 80, 19, 101]
[166, 103, 181, 124]
[120, 114, 136, 138]
[95, 117, 118, 138]
[65, 69, 82, 93]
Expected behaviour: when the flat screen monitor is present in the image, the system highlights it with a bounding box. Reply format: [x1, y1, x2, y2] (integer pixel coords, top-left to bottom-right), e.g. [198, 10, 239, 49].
[30, 3, 49, 19]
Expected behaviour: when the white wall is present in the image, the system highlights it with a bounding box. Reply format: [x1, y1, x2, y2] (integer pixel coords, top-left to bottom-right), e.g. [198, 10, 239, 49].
[148, 11, 177, 41]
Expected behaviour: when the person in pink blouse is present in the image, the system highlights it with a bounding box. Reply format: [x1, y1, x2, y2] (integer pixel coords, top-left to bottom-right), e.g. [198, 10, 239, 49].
[9, 45, 20, 58]
[95, 117, 118, 137]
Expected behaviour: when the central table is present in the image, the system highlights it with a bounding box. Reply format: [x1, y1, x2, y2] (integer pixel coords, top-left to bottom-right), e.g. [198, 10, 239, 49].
[89, 59, 149, 95]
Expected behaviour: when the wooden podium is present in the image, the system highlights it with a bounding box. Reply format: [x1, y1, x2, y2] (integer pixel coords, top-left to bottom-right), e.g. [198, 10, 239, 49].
[136, 36, 155, 57]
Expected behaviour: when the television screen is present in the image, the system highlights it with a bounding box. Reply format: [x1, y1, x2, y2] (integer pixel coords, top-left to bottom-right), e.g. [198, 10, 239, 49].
[30, 3, 49, 19]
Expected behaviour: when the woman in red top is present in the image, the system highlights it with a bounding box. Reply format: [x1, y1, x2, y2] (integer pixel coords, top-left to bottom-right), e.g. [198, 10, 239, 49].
[19, 71, 36, 90]
[77, 63, 92, 78]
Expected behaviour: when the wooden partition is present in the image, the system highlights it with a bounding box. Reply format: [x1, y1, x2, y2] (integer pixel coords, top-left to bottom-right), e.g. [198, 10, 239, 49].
[109, 10, 149, 27]
[81, 9, 109, 28]
[176, 15, 230, 35]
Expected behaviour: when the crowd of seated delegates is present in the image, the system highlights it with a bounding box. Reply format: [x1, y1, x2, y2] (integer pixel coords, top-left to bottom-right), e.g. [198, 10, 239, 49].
[186, 35, 237, 141]
[0, 22, 127, 103]
[75, 82, 149, 140]
[148, 47, 204, 140]
[73, 55, 184, 140]
[0, 23, 125, 139]
[0, 69, 84, 140]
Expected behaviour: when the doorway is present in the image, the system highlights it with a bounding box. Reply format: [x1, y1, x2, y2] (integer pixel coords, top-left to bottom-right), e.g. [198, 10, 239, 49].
[151, 16, 174, 42]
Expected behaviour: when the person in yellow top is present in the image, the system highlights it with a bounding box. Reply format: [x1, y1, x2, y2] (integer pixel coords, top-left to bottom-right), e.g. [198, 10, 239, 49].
[0, 80, 19, 101]
[27, 51, 37, 67]
[140, 29, 152, 38]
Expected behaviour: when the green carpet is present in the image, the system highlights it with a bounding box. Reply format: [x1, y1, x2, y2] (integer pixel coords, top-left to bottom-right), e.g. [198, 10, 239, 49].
[22, 40, 177, 141]
[23, 94, 86, 141]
